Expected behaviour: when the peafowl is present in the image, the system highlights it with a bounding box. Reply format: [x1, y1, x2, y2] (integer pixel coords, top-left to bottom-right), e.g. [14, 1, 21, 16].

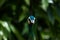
[28, 15, 36, 40]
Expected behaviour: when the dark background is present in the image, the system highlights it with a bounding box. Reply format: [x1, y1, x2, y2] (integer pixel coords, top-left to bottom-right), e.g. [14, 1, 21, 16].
[0, 0, 60, 40]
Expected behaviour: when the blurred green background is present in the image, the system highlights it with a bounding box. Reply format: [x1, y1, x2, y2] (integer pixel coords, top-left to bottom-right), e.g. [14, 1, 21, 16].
[0, 0, 60, 40]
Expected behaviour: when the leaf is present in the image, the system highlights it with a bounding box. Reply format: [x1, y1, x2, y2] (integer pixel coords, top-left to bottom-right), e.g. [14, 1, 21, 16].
[3, 36, 7, 40]
[19, 13, 26, 22]
[11, 4, 16, 11]
[0, 30, 3, 36]
[55, 5, 60, 17]
[41, 0, 49, 11]
[0, 30, 3, 40]
[25, 0, 30, 5]
[47, 6, 55, 25]
[21, 5, 28, 12]
[22, 22, 28, 35]
[0, 20, 11, 32]
[0, 0, 6, 7]
[1, 21, 11, 32]
[9, 24, 24, 40]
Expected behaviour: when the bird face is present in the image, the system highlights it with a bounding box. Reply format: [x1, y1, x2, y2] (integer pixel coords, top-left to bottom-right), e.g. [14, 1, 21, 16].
[28, 16, 35, 24]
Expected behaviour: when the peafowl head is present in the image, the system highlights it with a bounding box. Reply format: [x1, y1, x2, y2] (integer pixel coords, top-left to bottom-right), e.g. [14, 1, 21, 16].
[28, 16, 35, 24]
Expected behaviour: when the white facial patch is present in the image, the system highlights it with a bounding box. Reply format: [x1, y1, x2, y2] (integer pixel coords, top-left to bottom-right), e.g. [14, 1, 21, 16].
[31, 20, 35, 23]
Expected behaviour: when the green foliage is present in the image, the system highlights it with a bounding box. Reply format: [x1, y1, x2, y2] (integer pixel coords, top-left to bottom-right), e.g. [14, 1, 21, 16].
[0, 0, 6, 7]
[0, 0, 60, 40]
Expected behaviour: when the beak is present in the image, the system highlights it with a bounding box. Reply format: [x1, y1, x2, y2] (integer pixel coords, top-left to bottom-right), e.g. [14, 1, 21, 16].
[31, 20, 35, 24]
